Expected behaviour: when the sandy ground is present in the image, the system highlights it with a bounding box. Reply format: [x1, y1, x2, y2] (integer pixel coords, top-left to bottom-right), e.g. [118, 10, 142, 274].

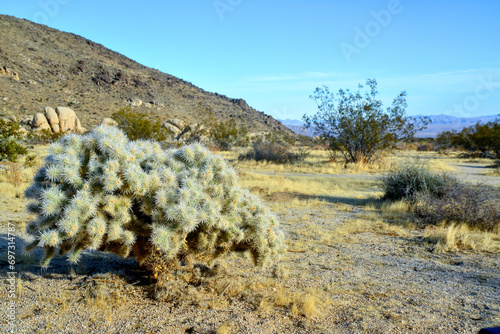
[1, 190, 499, 334]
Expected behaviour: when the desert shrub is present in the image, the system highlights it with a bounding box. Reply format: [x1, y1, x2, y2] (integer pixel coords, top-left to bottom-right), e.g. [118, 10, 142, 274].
[207, 117, 248, 151]
[26, 128, 65, 145]
[239, 142, 309, 164]
[0, 119, 28, 162]
[303, 79, 430, 163]
[381, 161, 459, 201]
[24, 126, 285, 275]
[382, 161, 500, 231]
[4, 161, 22, 187]
[412, 182, 500, 231]
[417, 143, 433, 152]
[112, 107, 170, 142]
[436, 119, 500, 158]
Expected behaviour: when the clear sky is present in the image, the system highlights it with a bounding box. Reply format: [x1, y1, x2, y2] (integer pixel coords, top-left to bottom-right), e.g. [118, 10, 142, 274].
[2, 1, 500, 120]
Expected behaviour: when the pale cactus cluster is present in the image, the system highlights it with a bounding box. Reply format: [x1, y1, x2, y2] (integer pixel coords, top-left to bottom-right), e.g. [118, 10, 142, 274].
[24, 125, 285, 271]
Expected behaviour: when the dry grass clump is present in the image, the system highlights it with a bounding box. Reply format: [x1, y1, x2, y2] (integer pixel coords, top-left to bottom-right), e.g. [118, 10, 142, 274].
[238, 171, 380, 202]
[259, 287, 326, 319]
[150, 261, 329, 319]
[330, 219, 411, 241]
[234, 149, 392, 175]
[424, 224, 500, 253]
[3, 161, 22, 187]
[80, 273, 129, 310]
[413, 182, 500, 231]
[0, 153, 44, 196]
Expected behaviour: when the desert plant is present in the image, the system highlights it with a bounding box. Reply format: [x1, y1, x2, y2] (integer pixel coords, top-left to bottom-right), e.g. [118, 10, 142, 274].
[239, 142, 309, 164]
[204, 113, 248, 151]
[26, 128, 64, 145]
[111, 107, 170, 142]
[381, 161, 459, 201]
[4, 161, 22, 187]
[412, 182, 500, 231]
[436, 118, 500, 159]
[0, 119, 28, 162]
[24, 126, 285, 275]
[303, 79, 430, 164]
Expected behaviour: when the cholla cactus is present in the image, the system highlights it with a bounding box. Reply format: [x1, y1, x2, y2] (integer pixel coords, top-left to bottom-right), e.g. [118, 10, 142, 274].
[25, 126, 285, 272]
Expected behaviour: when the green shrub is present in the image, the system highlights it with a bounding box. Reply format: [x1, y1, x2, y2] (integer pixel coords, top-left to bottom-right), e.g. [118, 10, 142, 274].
[112, 107, 170, 142]
[381, 161, 458, 201]
[24, 126, 285, 275]
[26, 128, 64, 145]
[239, 142, 309, 164]
[0, 119, 28, 162]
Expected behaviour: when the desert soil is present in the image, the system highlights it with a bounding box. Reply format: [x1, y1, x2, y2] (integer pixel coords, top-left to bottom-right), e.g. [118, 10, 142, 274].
[0, 187, 499, 334]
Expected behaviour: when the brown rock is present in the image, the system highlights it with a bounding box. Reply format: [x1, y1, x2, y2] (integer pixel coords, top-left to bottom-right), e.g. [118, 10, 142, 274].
[32, 113, 48, 127]
[44, 107, 59, 126]
[34, 122, 51, 131]
[75, 117, 83, 133]
[166, 119, 186, 131]
[161, 122, 182, 136]
[55, 107, 76, 123]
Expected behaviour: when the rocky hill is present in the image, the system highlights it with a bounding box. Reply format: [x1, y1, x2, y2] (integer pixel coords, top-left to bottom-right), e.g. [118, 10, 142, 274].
[0, 14, 290, 133]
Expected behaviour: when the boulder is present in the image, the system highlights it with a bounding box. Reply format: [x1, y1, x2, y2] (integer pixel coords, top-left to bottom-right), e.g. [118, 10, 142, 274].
[166, 119, 186, 131]
[32, 113, 49, 128]
[44, 107, 59, 127]
[0, 66, 19, 81]
[56, 107, 78, 132]
[101, 118, 118, 127]
[34, 122, 51, 131]
[75, 117, 83, 133]
[55, 107, 76, 123]
[51, 123, 60, 133]
[126, 97, 143, 107]
[161, 122, 182, 137]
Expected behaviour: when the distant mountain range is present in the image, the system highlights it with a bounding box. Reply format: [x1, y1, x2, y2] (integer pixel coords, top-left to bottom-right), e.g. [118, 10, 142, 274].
[279, 114, 499, 138]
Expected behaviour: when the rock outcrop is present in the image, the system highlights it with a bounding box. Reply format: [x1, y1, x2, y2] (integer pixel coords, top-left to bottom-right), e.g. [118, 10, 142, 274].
[30, 106, 83, 133]
[0, 66, 20, 81]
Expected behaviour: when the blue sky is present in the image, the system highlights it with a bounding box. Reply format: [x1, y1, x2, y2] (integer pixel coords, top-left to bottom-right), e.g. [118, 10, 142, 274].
[2, 1, 500, 120]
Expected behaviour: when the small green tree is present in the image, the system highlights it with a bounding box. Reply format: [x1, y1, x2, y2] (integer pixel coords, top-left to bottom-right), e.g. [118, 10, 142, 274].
[303, 79, 429, 163]
[0, 119, 28, 162]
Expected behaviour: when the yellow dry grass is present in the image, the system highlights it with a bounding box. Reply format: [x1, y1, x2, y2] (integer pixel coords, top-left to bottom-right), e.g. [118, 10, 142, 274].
[424, 223, 500, 253]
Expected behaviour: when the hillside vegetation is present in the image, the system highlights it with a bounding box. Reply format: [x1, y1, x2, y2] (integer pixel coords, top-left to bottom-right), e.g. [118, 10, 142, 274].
[0, 14, 289, 134]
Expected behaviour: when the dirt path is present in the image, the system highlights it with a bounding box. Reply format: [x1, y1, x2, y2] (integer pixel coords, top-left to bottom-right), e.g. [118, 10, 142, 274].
[449, 163, 500, 188]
